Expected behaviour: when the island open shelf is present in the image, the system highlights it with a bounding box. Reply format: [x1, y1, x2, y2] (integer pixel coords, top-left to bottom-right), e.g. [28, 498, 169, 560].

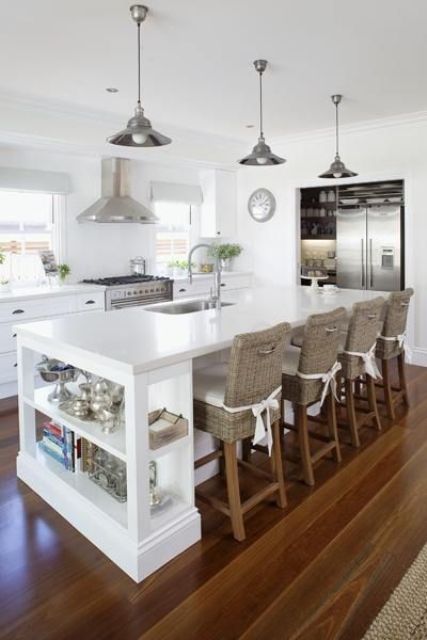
[15, 335, 201, 582]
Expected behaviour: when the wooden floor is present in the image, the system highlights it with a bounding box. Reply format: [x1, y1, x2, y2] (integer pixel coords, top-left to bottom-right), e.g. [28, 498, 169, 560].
[1, 362, 427, 640]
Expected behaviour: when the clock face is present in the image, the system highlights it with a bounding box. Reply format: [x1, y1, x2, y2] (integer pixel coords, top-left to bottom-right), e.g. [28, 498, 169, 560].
[248, 188, 276, 222]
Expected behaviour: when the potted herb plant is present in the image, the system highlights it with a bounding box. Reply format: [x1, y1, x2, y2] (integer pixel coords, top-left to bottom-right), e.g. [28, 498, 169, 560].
[0, 251, 10, 292]
[208, 243, 243, 271]
[57, 263, 71, 284]
[166, 259, 195, 277]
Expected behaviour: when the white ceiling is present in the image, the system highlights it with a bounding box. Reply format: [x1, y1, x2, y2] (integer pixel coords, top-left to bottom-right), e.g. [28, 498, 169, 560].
[1, 0, 427, 143]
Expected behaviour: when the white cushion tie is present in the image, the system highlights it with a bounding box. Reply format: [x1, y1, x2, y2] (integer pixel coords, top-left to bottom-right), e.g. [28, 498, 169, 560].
[342, 343, 382, 380]
[296, 361, 342, 407]
[221, 385, 282, 456]
[379, 333, 412, 363]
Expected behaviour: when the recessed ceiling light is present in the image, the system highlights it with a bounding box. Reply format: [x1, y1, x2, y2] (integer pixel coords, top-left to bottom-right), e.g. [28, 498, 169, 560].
[106, 87, 119, 93]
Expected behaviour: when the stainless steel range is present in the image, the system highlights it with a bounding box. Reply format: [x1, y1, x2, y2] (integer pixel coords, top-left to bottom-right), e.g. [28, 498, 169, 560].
[82, 275, 173, 310]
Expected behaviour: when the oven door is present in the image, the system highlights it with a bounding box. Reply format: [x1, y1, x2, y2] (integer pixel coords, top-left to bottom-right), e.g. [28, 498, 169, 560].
[111, 295, 172, 310]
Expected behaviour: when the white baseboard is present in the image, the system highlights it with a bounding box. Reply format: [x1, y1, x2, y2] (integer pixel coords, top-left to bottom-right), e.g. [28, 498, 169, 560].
[410, 348, 427, 367]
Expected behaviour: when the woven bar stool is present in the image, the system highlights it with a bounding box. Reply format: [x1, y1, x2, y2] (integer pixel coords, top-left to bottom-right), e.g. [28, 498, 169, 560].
[282, 307, 346, 486]
[193, 322, 291, 541]
[337, 297, 385, 447]
[375, 288, 414, 420]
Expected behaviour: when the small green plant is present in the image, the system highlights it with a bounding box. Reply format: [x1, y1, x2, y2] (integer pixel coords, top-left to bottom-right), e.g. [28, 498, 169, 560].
[0, 251, 5, 265]
[208, 243, 243, 260]
[0, 277, 9, 285]
[57, 263, 71, 282]
[167, 259, 194, 271]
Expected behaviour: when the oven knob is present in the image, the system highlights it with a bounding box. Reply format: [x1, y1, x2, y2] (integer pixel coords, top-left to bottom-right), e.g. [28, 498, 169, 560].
[127, 291, 131, 296]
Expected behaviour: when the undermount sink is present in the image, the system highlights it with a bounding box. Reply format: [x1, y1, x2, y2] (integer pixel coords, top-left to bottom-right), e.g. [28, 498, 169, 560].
[145, 299, 235, 315]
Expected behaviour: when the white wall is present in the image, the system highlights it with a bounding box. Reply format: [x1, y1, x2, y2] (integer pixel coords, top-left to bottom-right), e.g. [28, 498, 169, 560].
[0, 146, 200, 281]
[236, 119, 427, 362]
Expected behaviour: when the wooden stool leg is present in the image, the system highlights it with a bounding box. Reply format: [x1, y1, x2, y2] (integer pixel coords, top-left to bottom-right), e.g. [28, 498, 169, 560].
[218, 441, 225, 477]
[241, 439, 252, 462]
[223, 442, 245, 541]
[345, 379, 361, 448]
[271, 420, 287, 508]
[366, 375, 382, 431]
[397, 352, 409, 407]
[382, 359, 395, 420]
[296, 404, 315, 486]
[326, 392, 341, 463]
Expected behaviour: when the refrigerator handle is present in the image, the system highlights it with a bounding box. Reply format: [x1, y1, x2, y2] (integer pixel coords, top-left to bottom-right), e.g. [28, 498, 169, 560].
[369, 238, 374, 288]
[361, 238, 365, 288]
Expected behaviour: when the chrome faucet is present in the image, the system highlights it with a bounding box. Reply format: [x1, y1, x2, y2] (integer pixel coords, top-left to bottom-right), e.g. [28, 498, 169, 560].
[188, 243, 222, 311]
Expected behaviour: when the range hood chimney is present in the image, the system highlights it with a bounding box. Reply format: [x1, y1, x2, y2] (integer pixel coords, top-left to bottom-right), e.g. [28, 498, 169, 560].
[77, 158, 158, 224]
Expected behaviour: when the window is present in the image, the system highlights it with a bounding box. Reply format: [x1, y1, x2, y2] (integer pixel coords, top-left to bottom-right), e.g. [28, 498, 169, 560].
[154, 202, 192, 270]
[0, 190, 62, 283]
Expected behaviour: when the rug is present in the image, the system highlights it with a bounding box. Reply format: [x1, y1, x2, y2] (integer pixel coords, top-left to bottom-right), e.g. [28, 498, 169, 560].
[363, 543, 427, 639]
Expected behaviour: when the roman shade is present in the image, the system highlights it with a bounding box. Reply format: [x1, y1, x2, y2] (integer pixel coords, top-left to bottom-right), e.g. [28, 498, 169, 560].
[150, 181, 203, 205]
[0, 167, 70, 194]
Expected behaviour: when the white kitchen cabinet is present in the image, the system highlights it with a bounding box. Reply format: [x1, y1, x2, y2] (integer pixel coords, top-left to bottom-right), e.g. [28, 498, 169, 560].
[75, 291, 105, 312]
[173, 272, 252, 299]
[0, 286, 105, 399]
[199, 169, 236, 238]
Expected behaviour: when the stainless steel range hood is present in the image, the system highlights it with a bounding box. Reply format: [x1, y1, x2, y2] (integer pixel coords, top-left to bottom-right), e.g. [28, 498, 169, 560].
[77, 158, 158, 224]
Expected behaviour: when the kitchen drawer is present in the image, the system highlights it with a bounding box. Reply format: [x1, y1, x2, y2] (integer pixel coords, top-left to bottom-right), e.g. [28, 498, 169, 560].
[75, 291, 105, 312]
[0, 323, 17, 354]
[221, 274, 252, 290]
[173, 279, 212, 299]
[0, 351, 18, 384]
[0, 296, 75, 324]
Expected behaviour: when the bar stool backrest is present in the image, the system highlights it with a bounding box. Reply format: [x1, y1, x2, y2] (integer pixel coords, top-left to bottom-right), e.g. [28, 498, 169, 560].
[298, 307, 347, 375]
[224, 322, 291, 408]
[345, 297, 385, 353]
[382, 288, 414, 338]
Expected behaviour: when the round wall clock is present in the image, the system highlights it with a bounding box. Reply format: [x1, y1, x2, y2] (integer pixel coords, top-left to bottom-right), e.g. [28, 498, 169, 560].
[248, 188, 276, 222]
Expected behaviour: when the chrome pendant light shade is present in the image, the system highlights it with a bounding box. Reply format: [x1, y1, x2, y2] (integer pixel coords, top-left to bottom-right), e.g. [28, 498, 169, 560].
[239, 60, 285, 166]
[319, 95, 357, 179]
[107, 5, 171, 148]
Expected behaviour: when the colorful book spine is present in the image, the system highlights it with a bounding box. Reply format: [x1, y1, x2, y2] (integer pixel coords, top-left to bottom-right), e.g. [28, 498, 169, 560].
[39, 421, 75, 472]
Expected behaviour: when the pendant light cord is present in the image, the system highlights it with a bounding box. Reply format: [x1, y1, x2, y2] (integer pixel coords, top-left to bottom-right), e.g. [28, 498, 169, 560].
[259, 71, 264, 139]
[137, 22, 142, 105]
[335, 100, 339, 156]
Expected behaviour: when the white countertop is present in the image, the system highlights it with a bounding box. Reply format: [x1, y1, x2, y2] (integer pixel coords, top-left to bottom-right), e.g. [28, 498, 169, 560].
[15, 286, 386, 375]
[0, 283, 105, 303]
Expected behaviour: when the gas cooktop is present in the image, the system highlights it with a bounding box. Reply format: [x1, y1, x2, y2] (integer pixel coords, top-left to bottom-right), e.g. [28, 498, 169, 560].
[82, 275, 171, 287]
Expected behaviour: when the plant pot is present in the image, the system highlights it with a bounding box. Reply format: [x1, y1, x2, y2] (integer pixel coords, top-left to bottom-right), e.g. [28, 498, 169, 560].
[220, 258, 233, 272]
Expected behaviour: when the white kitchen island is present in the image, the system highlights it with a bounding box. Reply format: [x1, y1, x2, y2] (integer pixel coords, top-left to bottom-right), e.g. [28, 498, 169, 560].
[15, 286, 386, 582]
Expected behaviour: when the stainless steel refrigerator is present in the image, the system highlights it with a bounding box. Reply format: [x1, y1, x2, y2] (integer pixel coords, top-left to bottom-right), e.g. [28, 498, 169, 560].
[336, 205, 403, 291]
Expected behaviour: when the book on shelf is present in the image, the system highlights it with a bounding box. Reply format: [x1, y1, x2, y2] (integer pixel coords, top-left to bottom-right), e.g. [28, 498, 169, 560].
[39, 421, 76, 472]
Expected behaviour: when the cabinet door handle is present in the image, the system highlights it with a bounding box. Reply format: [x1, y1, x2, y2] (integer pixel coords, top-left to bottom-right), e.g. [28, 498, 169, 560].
[13, 363, 17, 368]
[12, 309, 24, 315]
[216, 231, 221, 235]
[12, 333, 17, 338]
[85, 300, 95, 305]
[220, 283, 226, 287]
[178, 288, 187, 292]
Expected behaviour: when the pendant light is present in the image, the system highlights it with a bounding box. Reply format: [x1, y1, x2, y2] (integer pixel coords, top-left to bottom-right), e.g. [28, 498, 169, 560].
[107, 5, 171, 147]
[239, 60, 285, 166]
[318, 94, 357, 179]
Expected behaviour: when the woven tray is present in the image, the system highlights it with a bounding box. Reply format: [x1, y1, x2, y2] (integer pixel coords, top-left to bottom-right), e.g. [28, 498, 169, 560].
[148, 408, 188, 450]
